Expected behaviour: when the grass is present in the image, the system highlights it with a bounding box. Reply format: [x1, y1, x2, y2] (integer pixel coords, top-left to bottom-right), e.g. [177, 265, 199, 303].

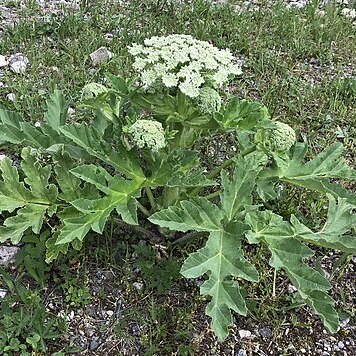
[0, 0, 355, 354]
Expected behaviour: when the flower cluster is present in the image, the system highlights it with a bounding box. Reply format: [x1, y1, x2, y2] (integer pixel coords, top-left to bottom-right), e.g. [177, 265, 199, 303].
[195, 87, 222, 115]
[127, 119, 166, 152]
[128, 34, 242, 98]
[255, 121, 296, 153]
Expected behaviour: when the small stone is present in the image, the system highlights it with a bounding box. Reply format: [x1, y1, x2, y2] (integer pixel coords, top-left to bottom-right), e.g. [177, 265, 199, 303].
[132, 282, 144, 291]
[288, 284, 297, 293]
[89, 47, 113, 65]
[68, 107, 75, 116]
[6, 93, 16, 102]
[9, 54, 29, 74]
[0, 288, 7, 299]
[337, 341, 345, 349]
[340, 318, 350, 328]
[322, 352, 330, 356]
[0, 245, 20, 265]
[106, 310, 114, 317]
[238, 329, 252, 339]
[235, 349, 247, 356]
[0, 82, 4, 88]
[259, 326, 272, 339]
[0, 55, 8, 67]
[89, 339, 99, 350]
[300, 348, 307, 353]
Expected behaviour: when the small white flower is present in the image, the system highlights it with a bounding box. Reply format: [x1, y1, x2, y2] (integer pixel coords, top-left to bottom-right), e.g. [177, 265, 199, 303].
[179, 81, 200, 98]
[162, 73, 179, 87]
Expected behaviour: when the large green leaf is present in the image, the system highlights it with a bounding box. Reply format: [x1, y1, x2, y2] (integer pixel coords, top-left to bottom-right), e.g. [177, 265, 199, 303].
[56, 165, 143, 245]
[245, 210, 339, 332]
[0, 148, 58, 243]
[260, 143, 355, 202]
[44, 89, 69, 131]
[217, 98, 270, 131]
[220, 153, 267, 220]
[149, 197, 223, 232]
[60, 124, 145, 181]
[291, 194, 356, 253]
[181, 222, 259, 341]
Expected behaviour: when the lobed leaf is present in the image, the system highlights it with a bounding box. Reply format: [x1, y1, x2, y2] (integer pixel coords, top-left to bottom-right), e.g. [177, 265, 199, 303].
[245, 210, 339, 332]
[0, 148, 58, 243]
[220, 153, 267, 220]
[60, 124, 145, 180]
[44, 89, 69, 131]
[291, 194, 356, 253]
[149, 197, 223, 232]
[181, 222, 258, 341]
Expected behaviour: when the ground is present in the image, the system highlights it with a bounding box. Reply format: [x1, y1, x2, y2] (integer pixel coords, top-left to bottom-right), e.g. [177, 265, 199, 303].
[0, 0, 355, 355]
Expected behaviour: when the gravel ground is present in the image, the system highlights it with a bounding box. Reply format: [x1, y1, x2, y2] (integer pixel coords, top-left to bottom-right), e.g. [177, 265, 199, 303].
[0, 0, 355, 354]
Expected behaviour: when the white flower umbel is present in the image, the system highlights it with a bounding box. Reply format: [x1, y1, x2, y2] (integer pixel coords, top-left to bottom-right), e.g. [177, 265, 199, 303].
[128, 34, 242, 98]
[127, 119, 166, 153]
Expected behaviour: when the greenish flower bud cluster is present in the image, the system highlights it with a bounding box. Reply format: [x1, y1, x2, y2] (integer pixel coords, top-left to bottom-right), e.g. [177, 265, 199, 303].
[195, 87, 222, 115]
[81, 82, 108, 100]
[127, 119, 166, 152]
[255, 121, 296, 153]
[128, 34, 242, 98]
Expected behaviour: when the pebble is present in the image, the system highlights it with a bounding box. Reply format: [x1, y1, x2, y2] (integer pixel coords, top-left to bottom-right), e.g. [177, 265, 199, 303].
[106, 310, 114, 317]
[259, 326, 272, 339]
[0, 55, 8, 67]
[340, 317, 350, 328]
[6, 93, 16, 102]
[0, 245, 20, 265]
[235, 349, 247, 356]
[132, 282, 144, 291]
[0, 288, 7, 299]
[89, 339, 99, 351]
[238, 329, 252, 339]
[287, 284, 298, 293]
[89, 47, 113, 65]
[337, 341, 345, 349]
[9, 53, 29, 74]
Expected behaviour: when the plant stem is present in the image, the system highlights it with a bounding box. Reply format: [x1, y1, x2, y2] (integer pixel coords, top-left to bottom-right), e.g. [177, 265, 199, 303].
[189, 145, 257, 197]
[204, 190, 220, 200]
[137, 201, 151, 217]
[272, 269, 277, 298]
[145, 186, 157, 212]
[170, 231, 207, 247]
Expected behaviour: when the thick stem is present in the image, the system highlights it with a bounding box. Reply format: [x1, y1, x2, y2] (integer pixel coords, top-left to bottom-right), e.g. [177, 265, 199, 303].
[136, 201, 151, 217]
[189, 145, 257, 196]
[145, 186, 157, 212]
[170, 231, 207, 247]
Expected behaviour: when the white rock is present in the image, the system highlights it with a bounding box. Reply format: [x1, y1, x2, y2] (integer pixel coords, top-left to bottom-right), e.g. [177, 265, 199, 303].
[106, 310, 114, 317]
[238, 329, 252, 339]
[0, 288, 7, 299]
[0, 154, 6, 160]
[0, 55, 8, 67]
[288, 284, 298, 293]
[6, 93, 16, 102]
[338, 341, 345, 349]
[68, 107, 75, 116]
[0, 82, 4, 88]
[0, 245, 20, 265]
[9, 54, 29, 74]
[89, 47, 113, 65]
[132, 282, 144, 291]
